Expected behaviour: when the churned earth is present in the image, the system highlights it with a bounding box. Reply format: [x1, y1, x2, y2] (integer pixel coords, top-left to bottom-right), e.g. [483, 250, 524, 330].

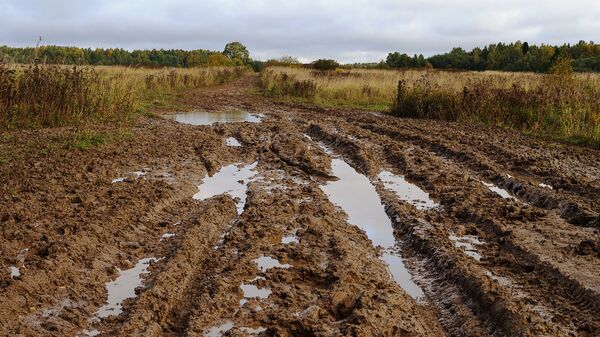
[1, 75, 599, 337]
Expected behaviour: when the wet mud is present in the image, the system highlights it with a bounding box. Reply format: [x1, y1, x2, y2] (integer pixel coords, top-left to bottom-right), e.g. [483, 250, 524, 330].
[1, 75, 599, 336]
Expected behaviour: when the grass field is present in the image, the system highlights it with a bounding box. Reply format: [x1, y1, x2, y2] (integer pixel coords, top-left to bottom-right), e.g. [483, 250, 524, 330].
[260, 66, 600, 147]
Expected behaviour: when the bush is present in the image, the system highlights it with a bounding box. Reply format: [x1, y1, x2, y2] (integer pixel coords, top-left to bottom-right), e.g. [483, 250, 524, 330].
[0, 64, 135, 128]
[312, 59, 339, 71]
[391, 74, 600, 147]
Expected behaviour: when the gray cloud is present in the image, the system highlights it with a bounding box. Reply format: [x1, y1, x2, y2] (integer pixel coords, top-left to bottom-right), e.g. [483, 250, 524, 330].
[1, 0, 599, 63]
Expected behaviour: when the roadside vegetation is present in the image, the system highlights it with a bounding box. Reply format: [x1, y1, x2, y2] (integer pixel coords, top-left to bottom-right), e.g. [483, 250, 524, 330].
[0, 64, 249, 128]
[259, 64, 600, 147]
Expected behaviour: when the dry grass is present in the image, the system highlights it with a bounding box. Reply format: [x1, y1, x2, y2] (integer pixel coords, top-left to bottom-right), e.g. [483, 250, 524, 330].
[260, 66, 600, 147]
[0, 64, 249, 128]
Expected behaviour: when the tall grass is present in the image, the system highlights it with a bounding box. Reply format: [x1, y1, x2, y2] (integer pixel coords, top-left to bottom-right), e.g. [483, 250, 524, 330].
[260, 66, 600, 147]
[0, 64, 249, 128]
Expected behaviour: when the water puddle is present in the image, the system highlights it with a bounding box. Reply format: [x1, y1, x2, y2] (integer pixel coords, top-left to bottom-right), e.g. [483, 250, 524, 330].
[160, 233, 175, 241]
[449, 234, 484, 261]
[481, 181, 513, 199]
[239, 283, 272, 305]
[253, 256, 291, 272]
[193, 162, 258, 214]
[94, 257, 156, 318]
[9, 266, 20, 278]
[225, 137, 242, 147]
[112, 171, 147, 183]
[204, 320, 235, 337]
[81, 329, 100, 337]
[281, 230, 299, 244]
[164, 111, 263, 126]
[378, 170, 439, 211]
[319, 154, 424, 300]
[241, 327, 267, 335]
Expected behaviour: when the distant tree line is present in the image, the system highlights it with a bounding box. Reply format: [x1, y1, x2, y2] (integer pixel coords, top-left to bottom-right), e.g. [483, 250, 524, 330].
[384, 41, 600, 72]
[0, 42, 252, 68]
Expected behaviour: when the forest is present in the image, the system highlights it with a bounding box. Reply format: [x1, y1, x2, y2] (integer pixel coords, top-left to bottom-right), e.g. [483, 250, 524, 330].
[3, 41, 600, 72]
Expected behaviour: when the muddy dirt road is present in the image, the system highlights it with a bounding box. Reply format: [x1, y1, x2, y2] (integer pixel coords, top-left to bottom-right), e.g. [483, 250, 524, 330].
[1, 75, 599, 336]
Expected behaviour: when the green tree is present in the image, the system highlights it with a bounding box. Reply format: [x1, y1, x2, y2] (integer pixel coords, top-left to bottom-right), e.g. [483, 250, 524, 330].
[223, 42, 250, 63]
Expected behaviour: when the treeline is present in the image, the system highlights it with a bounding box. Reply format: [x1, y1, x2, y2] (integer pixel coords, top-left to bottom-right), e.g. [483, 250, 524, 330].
[382, 41, 600, 72]
[0, 42, 252, 68]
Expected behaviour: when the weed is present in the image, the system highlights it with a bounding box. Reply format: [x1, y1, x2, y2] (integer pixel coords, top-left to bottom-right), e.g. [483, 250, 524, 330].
[64, 130, 106, 150]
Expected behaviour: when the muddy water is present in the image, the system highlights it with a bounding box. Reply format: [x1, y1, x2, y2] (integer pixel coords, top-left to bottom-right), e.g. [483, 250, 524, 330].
[193, 162, 258, 214]
[320, 157, 425, 300]
[163, 111, 263, 126]
[94, 257, 156, 318]
[378, 170, 439, 211]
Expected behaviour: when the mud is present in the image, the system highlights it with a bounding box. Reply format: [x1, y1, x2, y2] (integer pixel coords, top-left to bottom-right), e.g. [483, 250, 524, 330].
[1, 75, 599, 336]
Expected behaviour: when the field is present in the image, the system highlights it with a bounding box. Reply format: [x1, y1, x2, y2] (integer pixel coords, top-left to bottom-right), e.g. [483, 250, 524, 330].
[0, 64, 249, 128]
[260, 67, 600, 146]
[1, 69, 599, 336]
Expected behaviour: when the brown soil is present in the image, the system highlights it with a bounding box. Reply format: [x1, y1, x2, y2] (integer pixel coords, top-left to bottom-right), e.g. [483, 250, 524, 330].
[1, 75, 599, 337]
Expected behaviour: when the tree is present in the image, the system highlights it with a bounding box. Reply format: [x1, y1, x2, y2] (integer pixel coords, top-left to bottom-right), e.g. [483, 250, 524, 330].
[223, 42, 250, 63]
[522, 41, 530, 55]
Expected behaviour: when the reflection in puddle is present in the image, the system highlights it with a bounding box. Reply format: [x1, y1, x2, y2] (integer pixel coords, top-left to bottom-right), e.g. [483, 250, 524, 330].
[164, 111, 263, 126]
[193, 162, 258, 214]
[449, 234, 484, 261]
[378, 170, 439, 210]
[94, 257, 156, 318]
[319, 155, 424, 300]
[253, 256, 291, 272]
[481, 181, 513, 199]
[204, 320, 235, 337]
[225, 137, 242, 147]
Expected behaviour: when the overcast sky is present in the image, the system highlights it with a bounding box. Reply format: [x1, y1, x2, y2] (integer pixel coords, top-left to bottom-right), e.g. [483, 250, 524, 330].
[1, 0, 599, 63]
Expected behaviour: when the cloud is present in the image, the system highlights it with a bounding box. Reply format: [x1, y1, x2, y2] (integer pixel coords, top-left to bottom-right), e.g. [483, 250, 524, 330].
[1, 0, 599, 63]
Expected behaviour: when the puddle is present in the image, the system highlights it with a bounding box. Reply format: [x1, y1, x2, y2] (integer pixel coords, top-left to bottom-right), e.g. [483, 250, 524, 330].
[319, 155, 424, 300]
[241, 327, 267, 335]
[539, 183, 553, 190]
[225, 137, 242, 147]
[253, 256, 291, 272]
[9, 266, 20, 278]
[282, 234, 299, 244]
[160, 233, 175, 241]
[94, 257, 156, 318]
[378, 170, 439, 211]
[449, 234, 484, 261]
[240, 283, 272, 305]
[204, 320, 235, 337]
[81, 329, 100, 337]
[481, 181, 513, 199]
[164, 111, 263, 126]
[193, 162, 258, 214]
[112, 171, 147, 183]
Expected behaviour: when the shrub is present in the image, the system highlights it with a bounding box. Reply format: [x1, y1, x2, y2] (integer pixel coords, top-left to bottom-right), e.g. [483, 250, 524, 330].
[312, 59, 339, 71]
